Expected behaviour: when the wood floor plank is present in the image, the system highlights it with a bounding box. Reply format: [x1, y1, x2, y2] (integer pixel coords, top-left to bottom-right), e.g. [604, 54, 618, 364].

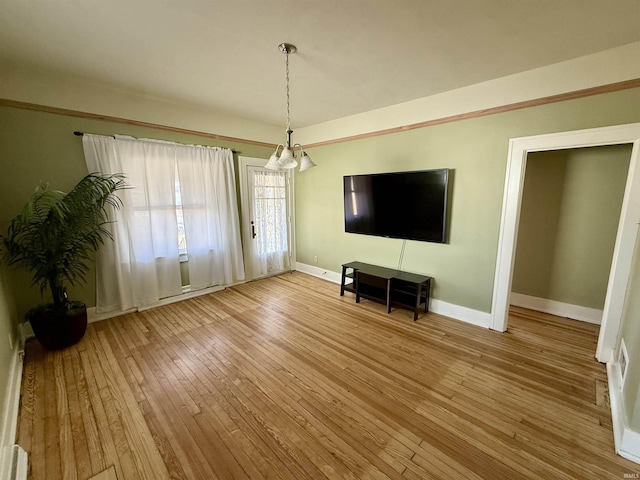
[16, 272, 640, 480]
[54, 350, 79, 480]
[137, 399, 191, 480]
[68, 346, 106, 477]
[198, 330, 375, 479]
[16, 347, 37, 455]
[205, 309, 423, 476]
[87, 465, 117, 480]
[43, 350, 62, 480]
[162, 338, 291, 480]
[178, 332, 329, 480]
[204, 316, 415, 477]
[61, 351, 90, 473]
[23, 346, 45, 479]
[95, 330, 171, 480]
[164, 337, 295, 480]
[132, 346, 218, 480]
[78, 346, 127, 480]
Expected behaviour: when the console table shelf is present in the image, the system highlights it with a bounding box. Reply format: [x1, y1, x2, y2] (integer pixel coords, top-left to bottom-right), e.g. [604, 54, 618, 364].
[340, 261, 432, 321]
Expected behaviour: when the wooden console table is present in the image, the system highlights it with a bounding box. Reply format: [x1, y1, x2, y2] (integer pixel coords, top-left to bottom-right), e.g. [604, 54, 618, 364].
[340, 261, 432, 321]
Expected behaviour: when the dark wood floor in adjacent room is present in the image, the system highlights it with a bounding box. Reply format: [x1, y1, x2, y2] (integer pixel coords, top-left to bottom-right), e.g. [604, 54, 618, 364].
[16, 272, 639, 479]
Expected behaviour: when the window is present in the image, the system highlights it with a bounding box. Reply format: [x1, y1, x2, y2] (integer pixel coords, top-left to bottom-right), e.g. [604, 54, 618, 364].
[175, 170, 188, 256]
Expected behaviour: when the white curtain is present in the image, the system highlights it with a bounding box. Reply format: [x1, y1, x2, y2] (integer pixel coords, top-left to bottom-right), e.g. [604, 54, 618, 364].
[82, 134, 244, 313]
[252, 169, 290, 275]
[175, 143, 245, 290]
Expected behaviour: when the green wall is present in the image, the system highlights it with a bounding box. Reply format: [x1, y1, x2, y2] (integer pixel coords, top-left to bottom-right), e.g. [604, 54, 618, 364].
[512, 146, 631, 309]
[511, 151, 566, 300]
[294, 87, 640, 313]
[0, 105, 272, 319]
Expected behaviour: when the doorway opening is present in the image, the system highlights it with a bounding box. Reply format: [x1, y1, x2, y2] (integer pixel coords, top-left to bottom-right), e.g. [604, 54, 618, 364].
[510, 146, 631, 327]
[490, 123, 640, 362]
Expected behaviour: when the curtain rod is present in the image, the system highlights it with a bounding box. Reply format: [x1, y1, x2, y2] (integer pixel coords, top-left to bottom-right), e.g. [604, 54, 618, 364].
[73, 131, 239, 154]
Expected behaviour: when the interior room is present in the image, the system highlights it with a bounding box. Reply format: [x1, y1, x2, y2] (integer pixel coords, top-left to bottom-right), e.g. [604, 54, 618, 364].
[1, 1, 640, 479]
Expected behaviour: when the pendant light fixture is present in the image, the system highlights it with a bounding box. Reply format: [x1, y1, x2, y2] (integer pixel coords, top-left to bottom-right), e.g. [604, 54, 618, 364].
[265, 43, 317, 172]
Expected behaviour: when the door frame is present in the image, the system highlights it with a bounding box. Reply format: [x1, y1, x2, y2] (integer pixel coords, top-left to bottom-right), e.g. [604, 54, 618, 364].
[238, 156, 296, 281]
[490, 122, 640, 362]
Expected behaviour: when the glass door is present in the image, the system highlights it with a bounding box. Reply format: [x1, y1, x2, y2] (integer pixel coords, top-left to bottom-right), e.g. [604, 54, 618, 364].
[239, 157, 294, 281]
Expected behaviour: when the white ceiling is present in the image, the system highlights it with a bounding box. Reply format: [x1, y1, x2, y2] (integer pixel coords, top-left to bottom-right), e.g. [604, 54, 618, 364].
[1, 0, 640, 129]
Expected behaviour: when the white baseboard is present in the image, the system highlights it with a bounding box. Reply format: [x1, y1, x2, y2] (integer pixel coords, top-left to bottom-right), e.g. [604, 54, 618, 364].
[87, 305, 137, 323]
[0, 341, 26, 480]
[510, 293, 603, 324]
[429, 299, 491, 328]
[607, 353, 640, 464]
[295, 262, 343, 284]
[89, 284, 231, 321]
[11, 444, 28, 480]
[295, 262, 491, 329]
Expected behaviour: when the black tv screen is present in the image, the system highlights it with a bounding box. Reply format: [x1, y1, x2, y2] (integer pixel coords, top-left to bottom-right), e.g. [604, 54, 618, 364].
[344, 168, 449, 243]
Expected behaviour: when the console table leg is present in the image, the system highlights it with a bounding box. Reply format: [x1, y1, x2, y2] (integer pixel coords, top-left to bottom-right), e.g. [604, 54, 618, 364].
[386, 280, 392, 314]
[425, 279, 431, 313]
[340, 266, 347, 296]
[413, 282, 421, 321]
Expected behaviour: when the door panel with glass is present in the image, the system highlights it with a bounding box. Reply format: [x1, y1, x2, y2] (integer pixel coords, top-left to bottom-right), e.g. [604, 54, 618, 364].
[239, 157, 293, 281]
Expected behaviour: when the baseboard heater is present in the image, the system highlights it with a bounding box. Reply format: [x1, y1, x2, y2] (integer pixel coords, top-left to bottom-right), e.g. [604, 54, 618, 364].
[10, 445, 27, 480]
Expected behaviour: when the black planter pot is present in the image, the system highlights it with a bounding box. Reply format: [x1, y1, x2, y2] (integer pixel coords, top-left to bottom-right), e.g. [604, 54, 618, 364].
[28, 303, 88, 350]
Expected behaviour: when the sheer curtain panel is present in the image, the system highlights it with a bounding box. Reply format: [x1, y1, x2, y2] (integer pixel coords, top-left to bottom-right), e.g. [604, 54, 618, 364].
[252, 169, 290, 275]
[82, 134, 244, 314]
[83, 134, 183, 312]
[176, 144, 245, 290]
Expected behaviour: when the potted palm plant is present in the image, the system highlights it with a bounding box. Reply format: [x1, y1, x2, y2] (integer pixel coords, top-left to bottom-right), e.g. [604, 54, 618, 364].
[1, 173, 126, 349]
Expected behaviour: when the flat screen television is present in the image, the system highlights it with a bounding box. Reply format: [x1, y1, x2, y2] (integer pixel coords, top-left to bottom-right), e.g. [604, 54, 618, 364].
[343, 168, 449, 243]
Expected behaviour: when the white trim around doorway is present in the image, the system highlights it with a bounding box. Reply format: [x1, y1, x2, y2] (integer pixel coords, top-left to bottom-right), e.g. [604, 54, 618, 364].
[490, 122, 640, 363]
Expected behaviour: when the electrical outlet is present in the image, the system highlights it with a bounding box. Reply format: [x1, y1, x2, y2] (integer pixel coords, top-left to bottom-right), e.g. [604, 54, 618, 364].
[313, 255, 318, 263]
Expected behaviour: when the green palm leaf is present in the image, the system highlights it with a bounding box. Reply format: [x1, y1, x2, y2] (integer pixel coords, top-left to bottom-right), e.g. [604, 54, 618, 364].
[1, 173, 126, 310]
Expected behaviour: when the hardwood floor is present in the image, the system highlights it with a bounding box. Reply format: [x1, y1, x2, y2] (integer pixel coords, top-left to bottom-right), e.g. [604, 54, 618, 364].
[16, 272, 639, 479]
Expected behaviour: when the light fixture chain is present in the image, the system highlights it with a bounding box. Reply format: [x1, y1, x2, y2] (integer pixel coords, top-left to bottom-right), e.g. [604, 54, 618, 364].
[267, 43, 315, 171]
[285, 49, 291, 131]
